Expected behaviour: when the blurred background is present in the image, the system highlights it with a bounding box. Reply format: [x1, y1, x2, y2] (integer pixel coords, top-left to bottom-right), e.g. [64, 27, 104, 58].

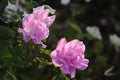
[0, 0, 120, 80]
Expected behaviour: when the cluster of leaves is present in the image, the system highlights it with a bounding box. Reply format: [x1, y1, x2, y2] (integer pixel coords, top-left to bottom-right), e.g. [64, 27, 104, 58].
[0, 0, 56, 80]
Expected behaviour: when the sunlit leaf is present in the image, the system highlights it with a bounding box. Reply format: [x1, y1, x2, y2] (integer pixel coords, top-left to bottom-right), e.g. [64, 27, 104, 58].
[44, 5, 56, 14]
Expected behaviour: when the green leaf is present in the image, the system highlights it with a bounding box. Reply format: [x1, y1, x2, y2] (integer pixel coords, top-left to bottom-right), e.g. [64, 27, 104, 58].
[3, 71, 17, 80]
[22, 1, 38, 10]
[95, 55, 107, 68]
[0, 40, 13, 57]
[9, 0, 17, 4]
[52, 75, 65, 80]
[10, 47, 26, 57]
[72, 6, 86, 17]
[0, 49, 12, 58]
[0, 39, 13, 47]
[66, 20, 82, 33]
[1, 57, 13, 66]
[44, 5, 56, 14]
[0, 25, 15, 39]
[94, 41, 103, 54]
[40, 48, 51, 56]
[0, 0, 8, 14]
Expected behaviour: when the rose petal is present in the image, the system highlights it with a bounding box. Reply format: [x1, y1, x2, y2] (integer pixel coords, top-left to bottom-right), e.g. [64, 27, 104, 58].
[56, 38, 67, 51]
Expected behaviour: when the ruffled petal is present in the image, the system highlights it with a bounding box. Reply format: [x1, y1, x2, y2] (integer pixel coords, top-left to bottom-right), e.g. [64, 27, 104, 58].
[44, 15, 56, 27]
[33, 6, 44, 14]
[23, 34, 31, 42]
[75, 59, 89, 70]
[65, 40, 85, 55]
[69, 67, 76, 78]
[18, 28, 31, 42]
[61, 64, 70, 74]
[51, 50, 62, 67]
[56, 38, 67, 51]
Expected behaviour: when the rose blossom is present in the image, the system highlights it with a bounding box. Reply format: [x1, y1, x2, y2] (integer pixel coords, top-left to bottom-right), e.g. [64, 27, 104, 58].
[50, 38, 89, 78]
[18, 6, 56, 48]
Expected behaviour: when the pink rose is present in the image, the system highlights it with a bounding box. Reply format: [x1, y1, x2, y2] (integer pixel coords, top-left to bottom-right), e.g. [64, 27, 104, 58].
[50, 38, 89, 78]
[18, 6, 56, 48]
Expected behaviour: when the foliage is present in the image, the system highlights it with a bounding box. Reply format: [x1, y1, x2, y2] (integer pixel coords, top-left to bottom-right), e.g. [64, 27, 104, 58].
[0, 0, 120, 80]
